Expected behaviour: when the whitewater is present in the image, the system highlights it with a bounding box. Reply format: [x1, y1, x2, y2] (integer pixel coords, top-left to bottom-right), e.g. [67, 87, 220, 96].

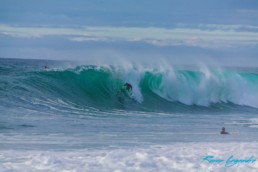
[1, 58, 258, 171]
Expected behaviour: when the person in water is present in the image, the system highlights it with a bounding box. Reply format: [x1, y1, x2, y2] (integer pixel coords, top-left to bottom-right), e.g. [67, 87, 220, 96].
[220, 127, 229, 134]
[124, 83, 132, 91]
[117, 83, 132, 105]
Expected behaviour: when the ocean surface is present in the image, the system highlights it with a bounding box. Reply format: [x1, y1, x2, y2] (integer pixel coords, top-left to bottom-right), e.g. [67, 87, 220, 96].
[1, 58, 258, 171]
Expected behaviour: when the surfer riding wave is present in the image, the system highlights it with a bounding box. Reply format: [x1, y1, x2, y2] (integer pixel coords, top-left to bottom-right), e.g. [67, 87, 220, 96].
[117, 82, 133, 105]
[124, 83, 132, 91]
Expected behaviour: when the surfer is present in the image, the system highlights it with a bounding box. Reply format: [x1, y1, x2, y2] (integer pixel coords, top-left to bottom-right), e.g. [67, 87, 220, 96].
[44, 65, 49, 70]
[117, 83, 132, 105]
[124, 83, 132, 91]
[220, 127, 229, 134]
[117, 82, 132, 105]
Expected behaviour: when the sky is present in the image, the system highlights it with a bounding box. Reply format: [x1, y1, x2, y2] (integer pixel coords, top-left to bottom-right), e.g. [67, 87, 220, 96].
[1, 0, 258, 66]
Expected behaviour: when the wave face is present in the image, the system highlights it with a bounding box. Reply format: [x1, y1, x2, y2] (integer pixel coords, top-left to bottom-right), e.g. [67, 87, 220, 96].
[1, 60, 258, 112]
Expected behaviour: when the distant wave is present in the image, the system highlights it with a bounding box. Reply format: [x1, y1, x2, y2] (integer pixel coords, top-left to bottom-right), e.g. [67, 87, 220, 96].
[1, 64, 258, 112]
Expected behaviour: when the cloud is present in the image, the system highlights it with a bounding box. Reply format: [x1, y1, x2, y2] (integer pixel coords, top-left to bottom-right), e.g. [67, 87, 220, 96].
[1, 24, 258, 48]
[69, 37, 107, 42]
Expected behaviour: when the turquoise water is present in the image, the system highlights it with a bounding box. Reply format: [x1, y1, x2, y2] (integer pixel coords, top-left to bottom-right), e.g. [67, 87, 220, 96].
[1, 58, 258, 150]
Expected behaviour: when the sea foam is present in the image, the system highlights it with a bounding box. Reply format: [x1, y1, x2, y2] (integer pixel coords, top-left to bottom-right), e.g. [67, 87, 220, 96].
[1, 142, 257, 172]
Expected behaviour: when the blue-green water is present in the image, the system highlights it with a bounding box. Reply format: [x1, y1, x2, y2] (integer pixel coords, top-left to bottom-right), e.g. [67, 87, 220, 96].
[1, 58, 258, 150]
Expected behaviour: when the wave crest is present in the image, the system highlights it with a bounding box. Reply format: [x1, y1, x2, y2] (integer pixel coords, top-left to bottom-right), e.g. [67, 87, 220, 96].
[2, 65, 258, 110]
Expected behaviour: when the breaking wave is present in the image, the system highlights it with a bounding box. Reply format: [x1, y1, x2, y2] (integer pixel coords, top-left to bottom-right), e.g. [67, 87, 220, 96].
[1, 64, 258, 111]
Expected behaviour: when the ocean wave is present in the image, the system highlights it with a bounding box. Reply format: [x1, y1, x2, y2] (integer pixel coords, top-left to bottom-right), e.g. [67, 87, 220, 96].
[1, 64, 258, 111]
